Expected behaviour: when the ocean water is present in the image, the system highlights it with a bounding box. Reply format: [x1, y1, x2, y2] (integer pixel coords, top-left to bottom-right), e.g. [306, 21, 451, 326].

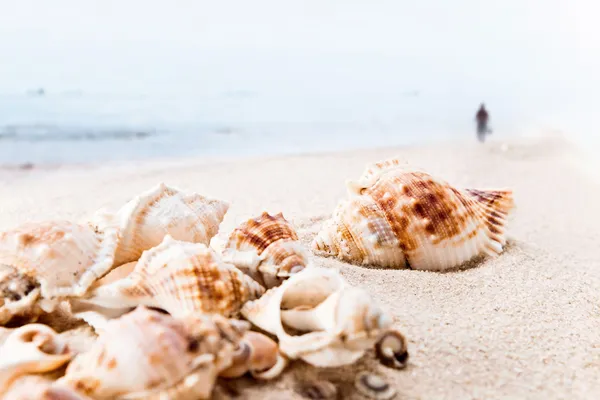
[0, 0, 598, 165]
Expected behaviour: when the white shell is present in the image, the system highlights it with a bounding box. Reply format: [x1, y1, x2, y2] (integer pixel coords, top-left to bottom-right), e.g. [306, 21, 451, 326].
[57, 306, 248, 400]
[114, 183, 229, 267]
[0, 324, 72, 396]
[2, 375, 93, 400]
[0, 212, 119, 325]
[241, 267, 391, 367]
[76, 236, 265, 319]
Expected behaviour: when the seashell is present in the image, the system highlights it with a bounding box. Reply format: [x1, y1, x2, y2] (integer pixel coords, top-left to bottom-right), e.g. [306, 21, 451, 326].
[0, 324, 72, 395]
[296, 379, 338, 399]
[241, 267, 392, 367]
[219, 331, 288, 380]
[56, 306, 249, 400]
[2, 375, 93, 400]
[113, 183, 229, 267]
[223, 212, 309, 288]
[313, 159, 515, 271]
[0, 213, 119, 325]
[76, 236, 265, 319]
[375, 329, 409, 370]
[354, 372, 396, 400]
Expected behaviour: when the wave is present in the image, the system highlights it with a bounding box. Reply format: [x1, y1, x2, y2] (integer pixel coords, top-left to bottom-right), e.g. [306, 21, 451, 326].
[0, 124, 157, 142]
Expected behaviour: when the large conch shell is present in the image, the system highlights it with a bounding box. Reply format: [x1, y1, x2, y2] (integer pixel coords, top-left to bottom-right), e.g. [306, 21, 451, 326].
[114, 183, 229, 267]
[74, 236, 265, 320]
[0, 212, 119, 325]
[56, 306, 249, 400]
[0, 324, 73, 395]
[223, 212, 310, 288]
[241, 267, 392, 367]
[313, 159, 515, 271]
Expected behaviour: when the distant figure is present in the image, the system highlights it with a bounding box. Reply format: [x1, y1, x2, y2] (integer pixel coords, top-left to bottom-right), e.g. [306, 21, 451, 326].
[475, 103, 490, 142]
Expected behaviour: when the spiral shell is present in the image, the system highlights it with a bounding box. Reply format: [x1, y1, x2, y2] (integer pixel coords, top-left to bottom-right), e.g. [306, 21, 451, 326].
[241, 267, 392, 367]
[114, 183, 229, 267]
[223, 212, 309, 288]
[313, 159, 515, 271]
[0, 324, 73, 395]
[78, 236, 265, 319]
[57, 306, 249, 400]
[0, 212, 119, 325]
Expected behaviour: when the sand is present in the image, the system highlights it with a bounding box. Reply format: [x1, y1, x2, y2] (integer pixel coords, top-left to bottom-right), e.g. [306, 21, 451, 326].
[0, 134, 599, 399]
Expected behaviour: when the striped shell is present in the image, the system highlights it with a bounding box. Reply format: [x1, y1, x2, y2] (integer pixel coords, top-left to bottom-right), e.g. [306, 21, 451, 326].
[77, 236, 265, 319]
[312, 159, 515, 271]
[241, 267, 392, 367]
[0, 212, 119, 325]
[114, 183, 229, 267]
[223, 212, 309, 288]
[0, 324, 72, 396]
[57, 306, 249, 400]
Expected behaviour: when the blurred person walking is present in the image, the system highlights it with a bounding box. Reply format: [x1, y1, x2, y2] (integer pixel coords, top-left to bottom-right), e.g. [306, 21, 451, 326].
[475, 103, 490, 142]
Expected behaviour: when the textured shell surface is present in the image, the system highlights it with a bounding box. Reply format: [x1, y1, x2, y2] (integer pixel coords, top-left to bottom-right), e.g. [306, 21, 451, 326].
[313, 159, 515, 271]
[57, 306, 248, 400]
[0, 324, 72, 395]
[0, 213, 119, 325]
[223, 212, 310, 288]
[81, 236, 265, 318]
[241, 267, 391, 367]
[114, 183, 229, 267]
[2, 375, 93, 400]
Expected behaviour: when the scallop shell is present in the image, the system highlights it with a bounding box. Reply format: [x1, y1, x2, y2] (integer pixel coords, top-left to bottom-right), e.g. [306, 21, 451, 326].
[0, 212, 119, 325]
[76, 236, 265, 320]
[114, 183, 229, 267]
[0, 324, 73, 395]
[56, 306, 248, 400]
[241, 267, 392, 367]
[223, 212, 310, 288]
[313, 159, 515, 271]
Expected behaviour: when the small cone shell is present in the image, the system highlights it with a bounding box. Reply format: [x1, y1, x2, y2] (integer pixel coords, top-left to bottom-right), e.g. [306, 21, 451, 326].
[57, 306, 248, 400]
[114, 183, 229, 267]
[223, 212, 309, 288]
[80, 236, 265, 318]
[241, 267, 391, 367]
[0, 212, 119, 325]
[313, 159, 515, 271]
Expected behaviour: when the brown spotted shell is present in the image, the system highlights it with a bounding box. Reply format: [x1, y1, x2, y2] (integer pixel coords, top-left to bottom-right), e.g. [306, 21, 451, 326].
[78, 235, 265, 319]
[0, 212, 119, 325]
[114, 183, 229, 267]
[312, 159, 515, 271]
[56, 306, 249, 400]
[223, 212, 309, 288]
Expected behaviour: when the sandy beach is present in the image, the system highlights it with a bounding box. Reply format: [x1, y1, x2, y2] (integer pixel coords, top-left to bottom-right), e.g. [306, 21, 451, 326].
[0, 133, 598, 399]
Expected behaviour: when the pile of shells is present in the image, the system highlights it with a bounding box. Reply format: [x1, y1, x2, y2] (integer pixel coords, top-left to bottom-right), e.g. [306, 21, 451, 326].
[0, 159, 514, 399]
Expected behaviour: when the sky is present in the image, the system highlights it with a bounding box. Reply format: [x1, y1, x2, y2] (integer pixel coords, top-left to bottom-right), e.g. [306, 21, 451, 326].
[0, 0, 597, 94]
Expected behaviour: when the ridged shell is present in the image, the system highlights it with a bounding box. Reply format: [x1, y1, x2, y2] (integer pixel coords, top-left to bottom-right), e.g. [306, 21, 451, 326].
[114, 183, 229, 267]
[223, 212, 309, 288]
[0, 324, 72, 396]
[313, 159, 515, 271]
[241, 267, 392, 367]
[0, 212, 119, 325]
[78, 236, 265, 319]
[57, 306, 248, 400]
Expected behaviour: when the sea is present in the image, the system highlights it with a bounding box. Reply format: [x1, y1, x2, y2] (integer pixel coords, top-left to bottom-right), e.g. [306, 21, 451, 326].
[0, 1, 598, 166]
